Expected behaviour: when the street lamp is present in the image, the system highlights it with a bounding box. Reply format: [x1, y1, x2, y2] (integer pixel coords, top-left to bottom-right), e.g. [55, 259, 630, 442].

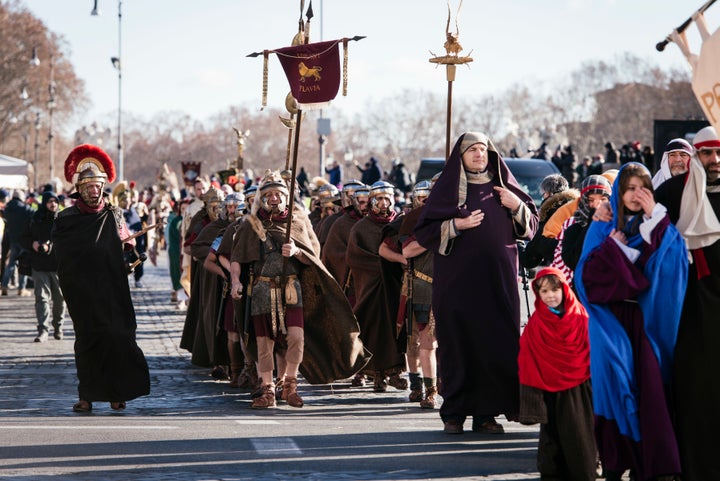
[33, 112, 41, 190]
[317, 117, 331, 177]
[30, 47, 40, 67]
[91, 0, 123, 183]
[343, 147, 354, 182]
[47, 55, 56, 181]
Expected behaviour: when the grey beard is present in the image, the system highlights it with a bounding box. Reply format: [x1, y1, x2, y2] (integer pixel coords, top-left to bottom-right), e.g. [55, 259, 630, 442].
[707, 171, 720, 183]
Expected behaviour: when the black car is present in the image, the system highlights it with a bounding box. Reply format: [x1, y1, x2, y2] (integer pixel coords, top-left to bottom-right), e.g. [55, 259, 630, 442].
[416, 157, 560, 207]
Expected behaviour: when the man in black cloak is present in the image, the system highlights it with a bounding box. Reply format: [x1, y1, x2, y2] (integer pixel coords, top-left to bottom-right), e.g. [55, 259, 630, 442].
[53, 144, 150, 413]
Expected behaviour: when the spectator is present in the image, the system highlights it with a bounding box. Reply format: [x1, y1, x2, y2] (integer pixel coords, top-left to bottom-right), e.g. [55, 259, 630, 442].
[296, 167, 310, 198]
[354, 156, 382, 185]
[604, 142, 620, 165]
[324, 160, 342, 189]
[575, 156, 593, 187]
[388, 159, 412, 194]
[642, 145, 654, 171]
[1, 189, 34, 296]
[519, 174, 578, 271]
[21, 191, 66, 342]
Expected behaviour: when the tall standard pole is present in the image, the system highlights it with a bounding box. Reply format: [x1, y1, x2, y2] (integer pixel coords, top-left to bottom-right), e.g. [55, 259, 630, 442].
[117, 0, 124, 183]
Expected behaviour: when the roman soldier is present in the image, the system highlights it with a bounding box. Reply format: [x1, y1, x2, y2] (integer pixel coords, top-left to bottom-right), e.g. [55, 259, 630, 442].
[229, 170, 369, 409]
[52, 144, 150, 413]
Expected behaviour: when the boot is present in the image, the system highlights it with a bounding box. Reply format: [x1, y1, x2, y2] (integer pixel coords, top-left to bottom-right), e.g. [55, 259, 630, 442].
[420, 386, 438, 409]
[388, 372, 409, 390]
[373, 373, 388, 393]
[282, 377, 304, 408]
[275, 377, 286, 400]
[350, 372, 366, 387]
[408, 373, 423, 402]
[251, 383, 276, 409]
[236, 363, 257, 389]
[229, 363, 242, 388]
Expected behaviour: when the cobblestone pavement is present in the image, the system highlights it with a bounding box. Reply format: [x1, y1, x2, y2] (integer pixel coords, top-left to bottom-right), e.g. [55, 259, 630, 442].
[0, 252, 545, 481]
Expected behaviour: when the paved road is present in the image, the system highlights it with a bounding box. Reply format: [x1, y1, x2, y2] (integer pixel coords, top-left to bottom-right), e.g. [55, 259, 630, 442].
[0, 252, 543, 481]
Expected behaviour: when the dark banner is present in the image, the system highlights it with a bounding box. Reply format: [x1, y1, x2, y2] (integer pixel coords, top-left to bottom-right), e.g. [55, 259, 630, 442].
[274, 40, 340, 110]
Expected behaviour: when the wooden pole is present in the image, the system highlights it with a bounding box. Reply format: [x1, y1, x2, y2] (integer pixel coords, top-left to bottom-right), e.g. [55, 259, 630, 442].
[284, 108, 303, 246]
[445, 64, 456, 161]
[284, 113, 295, 170]
[656, 0, 716, 51]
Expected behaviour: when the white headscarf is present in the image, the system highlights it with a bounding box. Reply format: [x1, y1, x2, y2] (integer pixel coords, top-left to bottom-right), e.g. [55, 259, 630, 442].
[677, 155, 720, 250]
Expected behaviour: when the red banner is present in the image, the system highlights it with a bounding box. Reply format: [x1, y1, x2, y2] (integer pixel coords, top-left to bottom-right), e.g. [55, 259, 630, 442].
[274, 40, 340, 110]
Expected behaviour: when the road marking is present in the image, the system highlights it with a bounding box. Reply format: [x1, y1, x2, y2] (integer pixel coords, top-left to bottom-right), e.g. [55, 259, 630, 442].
[234, 420, 281, 425]
[251, 437, 302, 455]
[0, 425, 177, 429]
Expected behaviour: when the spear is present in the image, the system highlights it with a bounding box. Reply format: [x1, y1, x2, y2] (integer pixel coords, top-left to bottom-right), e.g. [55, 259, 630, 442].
[281, 1, 313, 293]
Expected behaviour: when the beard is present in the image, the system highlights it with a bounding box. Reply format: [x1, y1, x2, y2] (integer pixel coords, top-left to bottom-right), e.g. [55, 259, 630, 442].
[707, 170, 720, 183]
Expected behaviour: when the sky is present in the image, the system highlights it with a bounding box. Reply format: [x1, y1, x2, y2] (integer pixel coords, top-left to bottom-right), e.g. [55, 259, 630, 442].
[19, 0, 720, 130]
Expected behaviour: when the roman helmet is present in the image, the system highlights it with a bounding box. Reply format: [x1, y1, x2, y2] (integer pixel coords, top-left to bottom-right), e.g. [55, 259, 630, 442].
[64, 144, 116, 208]
[341, 180, 365, 208]
[411, 180, 432, 209]
[222, 192, 245, 222]
[254, 169, 290, 215]
[317, 183, 340, 217]
[369, 180, 395, 216]
[244, 185, 258, 211]
[203, 187, 225, 222]
[112, 181, 130, 208]
[352, 184, 370, 215]
[430, 171, 442, 187]
[64, 144, 116, 188]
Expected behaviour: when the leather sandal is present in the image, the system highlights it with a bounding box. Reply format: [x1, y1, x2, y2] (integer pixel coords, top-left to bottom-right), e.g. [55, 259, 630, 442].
[472, 419, 504, 434]
[73, 400, 92, 413]
[420, 386, 438, 409]
[283, 377, 304, 408]
[251, 384, 276, 409]
[110, 401, 126, 410]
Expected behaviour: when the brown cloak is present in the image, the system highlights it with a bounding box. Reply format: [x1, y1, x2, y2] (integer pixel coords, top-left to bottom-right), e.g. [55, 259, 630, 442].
[231, 207, 370, 384]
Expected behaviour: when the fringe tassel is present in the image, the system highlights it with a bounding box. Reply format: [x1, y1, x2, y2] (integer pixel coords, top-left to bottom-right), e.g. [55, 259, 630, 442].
[262, 51, 269, 109]
[342, 38, 348, 96]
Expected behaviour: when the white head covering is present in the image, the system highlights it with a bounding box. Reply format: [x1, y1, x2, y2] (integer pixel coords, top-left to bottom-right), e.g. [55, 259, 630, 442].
[677, 126, 720, 250]
[651, 138, 693, 189]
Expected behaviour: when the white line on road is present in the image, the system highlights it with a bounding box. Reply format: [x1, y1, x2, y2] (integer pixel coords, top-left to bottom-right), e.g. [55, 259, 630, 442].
[0, 425, 177, 429]
[251, 437, 302, 455]
[234, 419, 281, 424]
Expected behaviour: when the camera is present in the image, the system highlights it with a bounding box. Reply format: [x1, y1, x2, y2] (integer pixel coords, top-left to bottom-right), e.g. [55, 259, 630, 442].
[39, 241, 52, 255]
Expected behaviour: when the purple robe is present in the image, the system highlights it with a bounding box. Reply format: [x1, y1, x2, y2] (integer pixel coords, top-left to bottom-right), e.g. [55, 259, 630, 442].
[414, 133, 538, 422]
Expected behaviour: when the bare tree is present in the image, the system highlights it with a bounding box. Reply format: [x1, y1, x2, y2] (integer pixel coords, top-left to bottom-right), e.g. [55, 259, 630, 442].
[0, 0, 88, 186]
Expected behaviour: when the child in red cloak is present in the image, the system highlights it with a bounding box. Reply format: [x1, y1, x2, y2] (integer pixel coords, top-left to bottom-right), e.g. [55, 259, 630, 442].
[518, 266, 597, 480]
